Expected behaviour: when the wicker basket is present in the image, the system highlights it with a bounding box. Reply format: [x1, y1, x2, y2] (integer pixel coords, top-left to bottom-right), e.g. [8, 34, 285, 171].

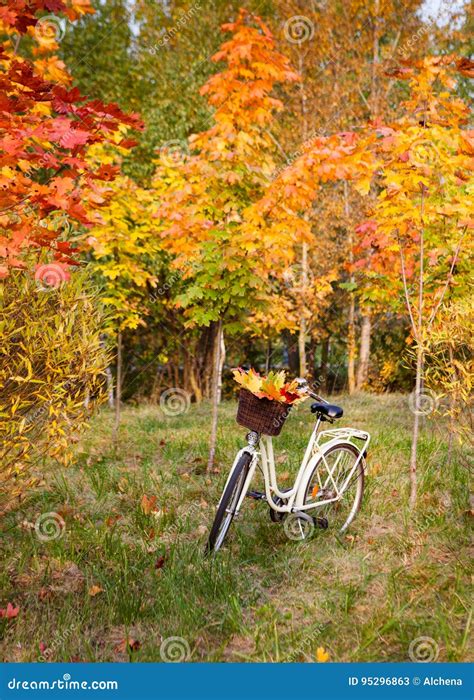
[236, 388, 291, 436]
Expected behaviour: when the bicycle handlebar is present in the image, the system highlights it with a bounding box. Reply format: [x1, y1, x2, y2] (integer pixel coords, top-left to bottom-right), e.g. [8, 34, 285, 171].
[295, 378, 329, 404]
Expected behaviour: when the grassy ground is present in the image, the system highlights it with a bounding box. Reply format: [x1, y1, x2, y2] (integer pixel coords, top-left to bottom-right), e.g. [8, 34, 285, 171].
[1, 394, 472, 663]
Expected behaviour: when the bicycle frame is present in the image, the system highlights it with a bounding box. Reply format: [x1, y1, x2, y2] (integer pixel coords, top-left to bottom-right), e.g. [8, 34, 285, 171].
[226, 416, 370, 517]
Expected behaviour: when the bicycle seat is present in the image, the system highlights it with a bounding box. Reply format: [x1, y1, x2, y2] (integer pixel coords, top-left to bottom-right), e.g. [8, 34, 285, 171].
[310, 402, 343, 420]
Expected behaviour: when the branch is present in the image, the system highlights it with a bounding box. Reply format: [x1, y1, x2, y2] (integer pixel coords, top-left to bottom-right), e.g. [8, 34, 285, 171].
[264, 129, 291, 164]
[426, 228, 466, 331]
[398, 238, 417, 336]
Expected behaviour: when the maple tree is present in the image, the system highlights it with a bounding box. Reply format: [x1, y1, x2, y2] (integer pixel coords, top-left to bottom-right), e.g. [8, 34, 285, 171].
[275, 0, 427, 383]
[154, 9, 300, 469]
[85, 143, 161, 432]
[0, 0, 141, 278]
[356, 56, 473, 506]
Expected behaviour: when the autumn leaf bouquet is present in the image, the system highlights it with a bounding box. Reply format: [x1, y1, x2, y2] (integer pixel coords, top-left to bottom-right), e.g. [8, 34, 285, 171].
[233, 368, 308, 436]
[232, 368, 307, 405]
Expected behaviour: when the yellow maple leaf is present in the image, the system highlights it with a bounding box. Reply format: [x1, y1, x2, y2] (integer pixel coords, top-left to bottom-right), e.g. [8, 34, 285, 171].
[316, 646, 330, 662]
[88, 584, 103, 597]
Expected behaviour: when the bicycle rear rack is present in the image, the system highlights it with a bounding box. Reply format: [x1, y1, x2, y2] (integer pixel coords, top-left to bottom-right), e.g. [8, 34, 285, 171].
[312, 427, 371, 459]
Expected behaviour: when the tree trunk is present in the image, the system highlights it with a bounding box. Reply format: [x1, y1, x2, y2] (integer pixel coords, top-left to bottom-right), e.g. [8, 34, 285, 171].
[344, 182, 356, 395]
[284, 331, 299, 374]
[307, 340, 317, 382]
[409, 188, 426, 509]
[207, 319, 223, 473]
[320, 338, 330, 393]
[105, 365, 114, 409]
[189, 364, 202, 403]
[298, 318, 307, 378]
[348, 296, 356, 394]
[265, 339, 272, 373]
[409, 342, 423, 509]
[298, 240, 308, 377]
[200, 325, 215, 399]
[356, 315, 371, 389]
[114, 329, 122, 439]
[216, 328, 225, 403]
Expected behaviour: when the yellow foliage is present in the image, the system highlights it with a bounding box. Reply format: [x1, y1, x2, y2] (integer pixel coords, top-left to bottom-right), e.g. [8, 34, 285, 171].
[0, 269, 109, 509]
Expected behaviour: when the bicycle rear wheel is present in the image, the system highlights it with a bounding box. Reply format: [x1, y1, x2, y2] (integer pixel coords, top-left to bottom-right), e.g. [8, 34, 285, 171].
[303, 443, 365, 532]
[206, 452, 252, 553]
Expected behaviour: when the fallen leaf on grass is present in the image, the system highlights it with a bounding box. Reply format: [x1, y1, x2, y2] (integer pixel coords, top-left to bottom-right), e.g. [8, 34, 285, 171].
[154, 555, 166, 571]
[105, 514, 122, 527]
[38, 587, 51, 601]
[88, 585, 103, 597]
[141, 494, 157, 515]
[115, 638, 141, 653]
[316, 646, 330, 662]
[0, 603, 19, 619]
[279, 471, 290, 482]
[117, 477, 128, 493]
[145, 527, 156, 541]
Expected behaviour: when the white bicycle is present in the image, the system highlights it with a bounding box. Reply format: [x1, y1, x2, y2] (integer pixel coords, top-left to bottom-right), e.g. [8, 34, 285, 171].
[206, 381, 370, 553]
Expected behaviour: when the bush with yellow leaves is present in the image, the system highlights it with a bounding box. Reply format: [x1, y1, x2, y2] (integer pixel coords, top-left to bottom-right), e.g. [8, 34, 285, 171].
[423, 296, 473, 443]
[0, 269, 109, 510]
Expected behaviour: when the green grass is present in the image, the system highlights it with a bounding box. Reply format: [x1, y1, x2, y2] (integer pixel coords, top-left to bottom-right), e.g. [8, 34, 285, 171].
[1, 394, 472, 663]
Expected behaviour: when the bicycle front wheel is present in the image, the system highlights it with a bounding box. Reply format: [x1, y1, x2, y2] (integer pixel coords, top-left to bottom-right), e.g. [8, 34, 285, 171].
[303, 443, 365, 533]
[206, 452, 252, 554]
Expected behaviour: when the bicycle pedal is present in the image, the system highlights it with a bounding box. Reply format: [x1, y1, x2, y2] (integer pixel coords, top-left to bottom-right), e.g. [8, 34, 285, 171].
[314, 517, 328, 529]
[247, 490, 266, 501]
